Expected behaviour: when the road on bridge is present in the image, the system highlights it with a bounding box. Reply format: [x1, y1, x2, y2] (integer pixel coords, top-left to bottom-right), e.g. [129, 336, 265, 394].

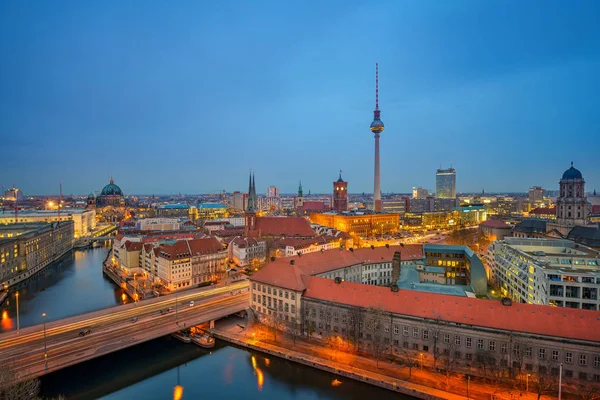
[0, 280, 249, 383]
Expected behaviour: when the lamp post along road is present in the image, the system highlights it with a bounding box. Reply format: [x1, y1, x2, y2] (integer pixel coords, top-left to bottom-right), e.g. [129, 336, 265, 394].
[16, 291, 20, 333]
[558, 363, 563, 400]
[42, 312, 48, 370]
[526, 373, 530, 392]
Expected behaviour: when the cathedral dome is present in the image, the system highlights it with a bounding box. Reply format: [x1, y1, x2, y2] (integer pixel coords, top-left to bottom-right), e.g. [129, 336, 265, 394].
[562, 163, 583, 180]
[87, 192, 96, 200]
[100, 177, 123, 196]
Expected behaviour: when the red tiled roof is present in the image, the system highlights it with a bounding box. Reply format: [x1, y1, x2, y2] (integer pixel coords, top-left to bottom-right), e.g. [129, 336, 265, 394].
[303, 277, 600, 343]
[352, 244, 423, 263]
[124, 241, 143, 251]
[231, 237, 265, 248]
[479, 220, 512, 228]
[250, 264, 310, 292]
[300, 201, 328, 211]
[592, 205, 600, 215]
[143, 243, 154, 252]
[115, 234, 125, 241]
[214, 228, 245, 237]
[250, 245, 422, 289]
[250, 217, 316, 238]
[158, 237, 223, 260]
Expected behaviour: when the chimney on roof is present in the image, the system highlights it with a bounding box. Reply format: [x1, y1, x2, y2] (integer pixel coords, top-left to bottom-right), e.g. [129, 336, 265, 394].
[290, 259, 295, 265]
[386, 243, 390, 248]
[270, 256, 276, 262]
[349, 247, 354, 252]
[501, 297, 512, 306]
[391, 251, 401, 283]
[371, 245, 375, 250]
[391, 284, 399, 292]
[334, 277, 342, 284]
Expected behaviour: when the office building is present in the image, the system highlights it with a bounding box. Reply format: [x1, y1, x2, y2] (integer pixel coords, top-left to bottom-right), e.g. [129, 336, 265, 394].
[436, 168, 456, 199]
[0, 209, 95, 238]
[412, 187, 429, 199]
[488, 237, 600, 310]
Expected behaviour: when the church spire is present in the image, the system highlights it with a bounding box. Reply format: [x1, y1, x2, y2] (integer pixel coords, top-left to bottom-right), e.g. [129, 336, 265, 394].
[298, 180, 303, 198]
[246, 169, 257, 213]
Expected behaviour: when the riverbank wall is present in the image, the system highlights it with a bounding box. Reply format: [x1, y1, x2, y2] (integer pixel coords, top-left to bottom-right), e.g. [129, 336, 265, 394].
[211, 329, 464, 400]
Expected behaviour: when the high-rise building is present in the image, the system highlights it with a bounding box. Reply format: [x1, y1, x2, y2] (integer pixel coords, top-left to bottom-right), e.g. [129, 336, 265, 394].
[528, 186, 544, 204]
[369, 63, 384, 212]
[333, 171, 348, 213]
[267, 186, 280, 198]
[3, 186, 24, 202]
[436, 168, 456, 198]
[412, 187, 429, 199]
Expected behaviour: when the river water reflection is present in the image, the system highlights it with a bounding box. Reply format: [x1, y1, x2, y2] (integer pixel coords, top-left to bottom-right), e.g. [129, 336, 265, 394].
[0, 247, 126, 333]
[40, 337, 415, 400]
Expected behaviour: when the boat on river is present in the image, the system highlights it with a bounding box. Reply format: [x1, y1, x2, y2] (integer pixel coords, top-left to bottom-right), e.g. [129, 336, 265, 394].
[191, 333, 215, 348]
[171, 331, 191, 344]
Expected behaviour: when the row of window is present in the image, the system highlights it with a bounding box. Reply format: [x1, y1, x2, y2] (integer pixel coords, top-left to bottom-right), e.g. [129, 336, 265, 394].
[253, 283, 296, 300]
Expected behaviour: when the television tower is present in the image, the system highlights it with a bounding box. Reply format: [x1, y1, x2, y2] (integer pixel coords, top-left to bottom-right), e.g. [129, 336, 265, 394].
[370, 63, 384, 212]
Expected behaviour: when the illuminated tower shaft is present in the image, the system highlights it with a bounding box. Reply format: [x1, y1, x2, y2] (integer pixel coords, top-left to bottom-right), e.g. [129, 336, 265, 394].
[369, 63, 384, 212]
[374, 132, 381, 211]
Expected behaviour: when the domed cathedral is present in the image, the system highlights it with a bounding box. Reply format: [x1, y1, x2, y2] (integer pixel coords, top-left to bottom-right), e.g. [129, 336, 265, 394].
[98, 176, 124, 206]
[87, 177, 128, 223]
[547, 162, 591, 237]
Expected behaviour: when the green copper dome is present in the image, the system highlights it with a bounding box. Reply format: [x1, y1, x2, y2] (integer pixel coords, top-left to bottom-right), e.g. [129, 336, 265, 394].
[100, 177, 123, 196]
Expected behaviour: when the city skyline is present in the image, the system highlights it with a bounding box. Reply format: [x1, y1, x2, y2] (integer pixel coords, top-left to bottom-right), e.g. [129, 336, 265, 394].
[1, 1, 599, 195]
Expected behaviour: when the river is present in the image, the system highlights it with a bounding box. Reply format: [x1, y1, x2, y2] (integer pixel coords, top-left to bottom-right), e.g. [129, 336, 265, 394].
[1, 247, 414, 400]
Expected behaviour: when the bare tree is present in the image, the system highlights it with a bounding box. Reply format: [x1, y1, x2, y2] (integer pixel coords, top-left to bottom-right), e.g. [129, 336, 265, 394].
[346, 306, 362, 353]
[0, 364, 41, 400]
[574, 380, 600, 400]
[366, 306, 388, 368]
[475, 350, 496, 381]
[399, 349, 419, 380]
[426, 316, 443, 369]
[305, 319, 316, 341]
[287, 319, 301, 348]
[263, 311, 284, 341]
[531, 360, 559, 400]
[439, 341, 459, 387]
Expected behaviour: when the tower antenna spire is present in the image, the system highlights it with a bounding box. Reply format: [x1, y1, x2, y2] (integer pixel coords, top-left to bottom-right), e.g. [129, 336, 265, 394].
[375, 62, 379, 110]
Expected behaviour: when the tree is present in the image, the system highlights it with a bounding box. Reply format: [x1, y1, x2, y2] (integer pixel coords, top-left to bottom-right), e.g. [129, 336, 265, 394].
[263, 311, 284, 342]
[475, 350, 496, 380]
[426, 316, 443, 369]
[399, 349, 418, 380]
[287, 319, 301, 348]
[574, 381, 600, 400]
[531, 360, 559, 400]
[0, 363, 66, 400]
[366, 306, 388, 368]
[305, 320, 316, 341]
[346, 306, 362, 353]
[439, 341, 459, 387]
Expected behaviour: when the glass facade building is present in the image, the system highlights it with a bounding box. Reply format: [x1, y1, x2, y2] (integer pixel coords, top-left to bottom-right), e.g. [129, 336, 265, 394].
[436, 168, 456, 198]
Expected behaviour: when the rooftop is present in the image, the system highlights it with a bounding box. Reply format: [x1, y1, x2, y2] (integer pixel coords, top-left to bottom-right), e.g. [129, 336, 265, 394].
[249, 217, 316, 238]
[479, 219, 512, 229]
[250, 245, 423, 289]
[303, 277, 600, 343]
[197, 203, 227, 209]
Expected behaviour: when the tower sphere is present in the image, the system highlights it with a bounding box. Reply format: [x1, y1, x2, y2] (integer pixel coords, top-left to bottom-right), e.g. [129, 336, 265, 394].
[370, 119, 384, 133]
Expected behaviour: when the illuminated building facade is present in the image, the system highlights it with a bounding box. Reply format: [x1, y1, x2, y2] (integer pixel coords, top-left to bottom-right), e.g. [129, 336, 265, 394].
[0, 222, 74, 288]
[488, 237, 600, 310]
[436, 168, 456, 198]
[196, 203, 228, 219]
[309, 211, 399, 239]
[547, 163, 590, 237]
[333, 171, 348, 213]
[0, 209, 95, 238]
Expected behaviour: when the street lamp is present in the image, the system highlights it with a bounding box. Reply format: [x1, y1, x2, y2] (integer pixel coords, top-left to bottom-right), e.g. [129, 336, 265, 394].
[526, 373, 530, 392]
[15, 292, 20, 333]
[558, 363, 563, 400]
[42, 313, 48, 369]
[420, 353, 423, 369]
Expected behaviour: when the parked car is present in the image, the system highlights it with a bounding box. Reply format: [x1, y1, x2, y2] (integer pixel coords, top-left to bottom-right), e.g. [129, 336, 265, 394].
[131, 317, 138, 323]
[79, 329, 91, 337]
[189, 301, 194, 307]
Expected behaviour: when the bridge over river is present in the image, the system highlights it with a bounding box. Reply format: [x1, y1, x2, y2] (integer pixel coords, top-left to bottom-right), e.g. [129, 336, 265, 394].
[0, 280, 249, 384]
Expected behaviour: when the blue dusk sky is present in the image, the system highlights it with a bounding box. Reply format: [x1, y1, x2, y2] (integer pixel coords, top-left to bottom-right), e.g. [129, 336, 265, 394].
[1, 1, 599, 196]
